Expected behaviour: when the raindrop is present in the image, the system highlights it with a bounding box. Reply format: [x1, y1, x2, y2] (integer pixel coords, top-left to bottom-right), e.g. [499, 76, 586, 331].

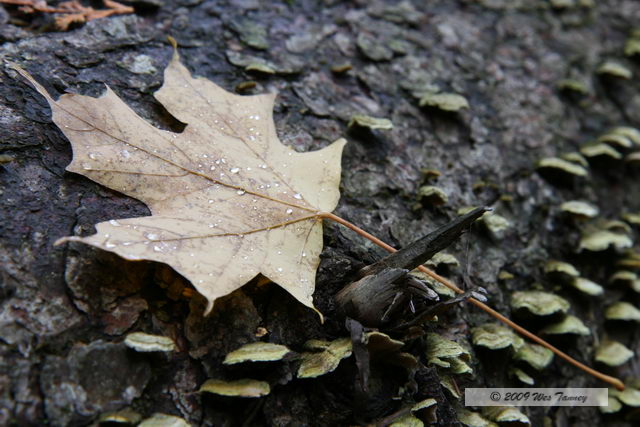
[259, 164, 267, 169]
[105, 242, 116, 249]
[208, 223, 215, 228]
[286, 208, 293, 214]
[230, 167, 240, 174]
[122, 242, 133, 246]
[81, 163, 92, 170]
[249, 136, 256, 141]
[88, 153, 99, 160]
[254, 115, 260, 120]
[208, 199, 214, 203]
[236, 190, 246, 195]
[221, 158, 227, 164]
[277, 267, 283, 272]
[293, 193, 302, 200]
[109, 219, 121, 226]
[210, 165, 216, 171]
[302, 252, 307, 257]
[153, 245, 163, 252]
[144, 232, 160, 240]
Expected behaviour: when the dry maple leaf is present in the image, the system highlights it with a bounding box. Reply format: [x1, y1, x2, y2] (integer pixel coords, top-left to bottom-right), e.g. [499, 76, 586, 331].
[12, 45, 346, 314]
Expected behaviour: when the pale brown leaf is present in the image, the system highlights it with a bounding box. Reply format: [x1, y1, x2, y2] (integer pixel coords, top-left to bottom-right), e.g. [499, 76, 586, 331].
[12, 46, 346, 314]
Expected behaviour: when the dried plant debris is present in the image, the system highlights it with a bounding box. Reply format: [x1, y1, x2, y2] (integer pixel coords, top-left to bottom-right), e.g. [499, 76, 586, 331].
[411, 271, 457, 298]
[559, 201, 599, 218]
[419, 92, 470, 112]
[297, 338, 352, 378]
[536, 157, 588, 177]
[541, 315, 591, 336]
[457, 408, 499, 427]
[13, 46, 347, 315]
[605, 302, 640, 322]
[597, 61, 633, 79]
[223, 342, 292, 365]
[0, 0, 134, 31]
[578, 230, 633, 252]
[482, 406, 530, 425]
[511, 291, 570, 317]
[199, 379, 270, 398]
[347, 114, 393, 131]
[124, 332, 176, 353]
[544, 260, 580, 278]
[471, 323, 524, 351]
[514, 342, 554, 370]
[138, 413, 191, 427]
[595, 340, 634, 366]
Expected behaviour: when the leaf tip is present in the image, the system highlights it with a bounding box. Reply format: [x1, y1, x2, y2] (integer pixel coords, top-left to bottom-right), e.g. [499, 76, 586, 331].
[204, 299, 214, 316]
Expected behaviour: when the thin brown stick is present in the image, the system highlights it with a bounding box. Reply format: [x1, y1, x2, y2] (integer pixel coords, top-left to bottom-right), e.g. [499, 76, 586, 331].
[320, 211, 625, 391]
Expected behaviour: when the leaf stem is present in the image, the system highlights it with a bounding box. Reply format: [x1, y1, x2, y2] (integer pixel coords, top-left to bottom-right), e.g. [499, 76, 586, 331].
[320, 211, 625, 391]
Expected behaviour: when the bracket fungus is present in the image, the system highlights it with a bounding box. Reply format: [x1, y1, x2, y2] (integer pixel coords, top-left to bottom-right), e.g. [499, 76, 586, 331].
[124, 332, 176, 353]
[297, 338, 352, 378]
[595, 340, 634, 367]
[138, 413, 191, 427]
[482, 406, 530, 426]
[559, 201, 599, 219]
[419, 92, 470, 112]
[425, 333, 473, 374]
[568, 277, 604, 296]
[578, 230, 633, 252]
[541, 315, 591, 336]
[347, 114, 394, 131]
[510, 291, 570, 317]
[471, 323, 524, 351]
[513, 342, 554, 371]
[456, 408, 498, 427]
[223, 342, 292, 365]
[199, 379, 270, 398]
[597, 61, 633, 79]
[605, 302, 640, 322]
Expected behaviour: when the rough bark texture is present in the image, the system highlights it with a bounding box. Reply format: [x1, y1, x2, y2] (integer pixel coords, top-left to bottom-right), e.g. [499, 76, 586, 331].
[1, 0, 640, 426]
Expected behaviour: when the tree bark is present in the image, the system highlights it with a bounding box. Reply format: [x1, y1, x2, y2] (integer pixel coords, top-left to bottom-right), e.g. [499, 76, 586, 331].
[1, 0, 639, 425]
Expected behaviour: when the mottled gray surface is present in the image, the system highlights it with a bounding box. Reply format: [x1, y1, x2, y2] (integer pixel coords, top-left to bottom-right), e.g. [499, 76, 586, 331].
[1, 0, 639, 425]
